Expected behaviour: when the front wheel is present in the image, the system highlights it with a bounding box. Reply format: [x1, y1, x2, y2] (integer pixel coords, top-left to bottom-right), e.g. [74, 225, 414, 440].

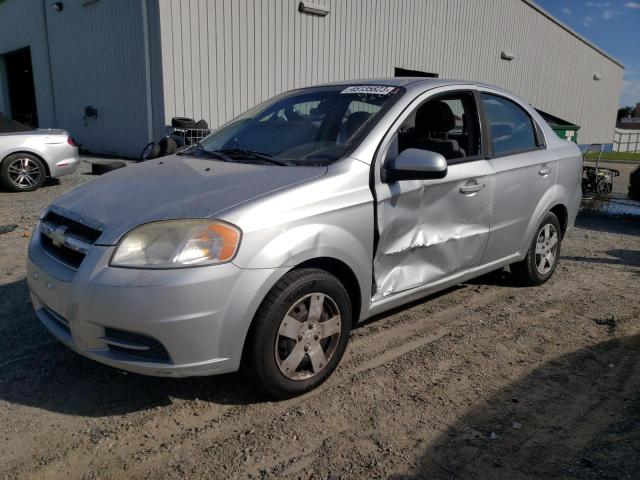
[510, 212, 562, 286]
[245, 268, 352, 399]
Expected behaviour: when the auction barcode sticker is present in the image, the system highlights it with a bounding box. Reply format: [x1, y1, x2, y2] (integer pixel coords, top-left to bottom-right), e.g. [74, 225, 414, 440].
[341, 85, 396, 95]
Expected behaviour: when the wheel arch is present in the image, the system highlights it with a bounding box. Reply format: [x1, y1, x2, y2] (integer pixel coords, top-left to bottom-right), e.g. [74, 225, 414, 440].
[549, 203, 568, 238]
[238, 255, 363, 374]
[2, 150, 51, 177]
[290, 257, 362, 327]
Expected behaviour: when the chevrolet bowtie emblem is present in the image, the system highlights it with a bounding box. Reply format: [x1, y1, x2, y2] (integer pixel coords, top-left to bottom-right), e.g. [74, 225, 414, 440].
[50, 226, 68, 247]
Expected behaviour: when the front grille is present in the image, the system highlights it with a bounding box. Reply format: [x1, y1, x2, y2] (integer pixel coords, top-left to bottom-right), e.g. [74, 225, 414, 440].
[102, 328, 171, 364]
[41, 234, 85, 268]
[45, 212, 102, 242]
[39, 211, 101, 269]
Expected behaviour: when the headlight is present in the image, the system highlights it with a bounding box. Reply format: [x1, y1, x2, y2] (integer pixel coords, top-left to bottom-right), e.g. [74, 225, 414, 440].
[110, 219, 241, 268]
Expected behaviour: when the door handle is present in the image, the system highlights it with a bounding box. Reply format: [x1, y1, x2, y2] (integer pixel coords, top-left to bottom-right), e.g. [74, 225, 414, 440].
[539, 166, 551, 176]
[459, 183, 486, 194]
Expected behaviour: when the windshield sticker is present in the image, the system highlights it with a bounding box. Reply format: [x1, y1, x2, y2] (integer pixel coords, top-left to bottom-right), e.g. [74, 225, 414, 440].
[341, 85, 397, 95]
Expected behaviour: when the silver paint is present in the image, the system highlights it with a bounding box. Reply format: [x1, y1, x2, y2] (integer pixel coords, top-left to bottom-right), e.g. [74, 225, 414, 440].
[0, 129, 79, 180]
[27, 79, 582, 378]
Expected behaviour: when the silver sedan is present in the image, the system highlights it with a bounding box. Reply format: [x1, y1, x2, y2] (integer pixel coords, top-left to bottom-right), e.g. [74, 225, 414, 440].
[0, 116, 79, 192]
[27, 78, 581, 398]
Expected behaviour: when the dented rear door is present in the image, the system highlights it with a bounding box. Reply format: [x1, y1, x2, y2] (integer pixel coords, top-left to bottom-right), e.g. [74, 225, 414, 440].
[373, 158, 494, 300]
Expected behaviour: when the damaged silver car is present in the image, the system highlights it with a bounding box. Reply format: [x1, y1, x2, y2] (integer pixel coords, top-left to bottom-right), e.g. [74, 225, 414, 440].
[27, 79, 581, 398]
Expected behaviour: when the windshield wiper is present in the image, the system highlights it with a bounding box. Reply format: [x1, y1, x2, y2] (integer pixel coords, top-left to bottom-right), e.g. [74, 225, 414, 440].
[216, 149, 293, 166]
[178, 143, 233, 162]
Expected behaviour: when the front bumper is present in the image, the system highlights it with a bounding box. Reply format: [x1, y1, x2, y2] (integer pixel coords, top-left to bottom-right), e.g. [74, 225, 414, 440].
[27, 230, 286, 377]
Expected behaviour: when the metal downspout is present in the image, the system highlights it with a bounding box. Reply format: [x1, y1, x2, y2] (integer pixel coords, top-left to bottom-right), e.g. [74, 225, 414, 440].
[41, 0, 58, 127]
[141, 0, 154, 143]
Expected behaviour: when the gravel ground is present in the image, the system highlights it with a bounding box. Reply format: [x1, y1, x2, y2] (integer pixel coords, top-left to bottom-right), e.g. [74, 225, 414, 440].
[0, 158, 639, 479]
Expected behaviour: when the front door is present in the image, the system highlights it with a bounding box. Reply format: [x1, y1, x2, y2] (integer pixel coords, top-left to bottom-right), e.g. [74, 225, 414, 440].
[372, 89, 493, 301]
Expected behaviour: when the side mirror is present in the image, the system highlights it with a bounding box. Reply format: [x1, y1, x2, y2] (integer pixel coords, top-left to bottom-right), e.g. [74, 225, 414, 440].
[383, 148, 448, 182]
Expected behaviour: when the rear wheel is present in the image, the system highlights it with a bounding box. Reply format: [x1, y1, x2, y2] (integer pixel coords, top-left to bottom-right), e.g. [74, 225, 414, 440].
[246, 268, 352, 399]
[510, 212, 561, 286]
[0, 153, 46, 192]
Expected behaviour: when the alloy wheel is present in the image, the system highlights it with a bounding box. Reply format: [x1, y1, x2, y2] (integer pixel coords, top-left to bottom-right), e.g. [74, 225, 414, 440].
[535, 223, 558, 275]
[274, 293, 342, 381]
[7, 157, 42, 189]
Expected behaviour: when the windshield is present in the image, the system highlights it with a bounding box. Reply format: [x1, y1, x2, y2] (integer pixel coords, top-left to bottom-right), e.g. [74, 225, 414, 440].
[190, 85, 404, 165]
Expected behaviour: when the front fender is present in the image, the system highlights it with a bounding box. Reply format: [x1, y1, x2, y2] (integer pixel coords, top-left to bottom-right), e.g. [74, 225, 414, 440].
[241, 223, 369, 268]
[233, 222, 373, 318]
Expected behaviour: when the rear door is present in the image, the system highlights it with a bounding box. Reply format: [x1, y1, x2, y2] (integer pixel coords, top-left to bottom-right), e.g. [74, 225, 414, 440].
[372, 88, 494, 301]
[477, 91, 557, 263]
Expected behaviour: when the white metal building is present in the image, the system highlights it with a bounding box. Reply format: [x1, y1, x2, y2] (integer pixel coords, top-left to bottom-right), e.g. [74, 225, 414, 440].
[0, 0, 625, 158]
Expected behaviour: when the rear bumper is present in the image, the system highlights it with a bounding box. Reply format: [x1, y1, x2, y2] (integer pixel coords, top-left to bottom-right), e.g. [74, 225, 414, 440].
[49, 147, 80, 177]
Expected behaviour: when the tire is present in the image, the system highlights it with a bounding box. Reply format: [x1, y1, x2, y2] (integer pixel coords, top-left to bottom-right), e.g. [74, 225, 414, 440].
[158, 136, 178, 157]
[170, 134, 186, 148]
[595, 180, 609, 198]
[91, 160, 126, 175]
[245, 268, 352, 399]
[0, 153, 47, 192]
[510, 212, 562, 286]
[629, 185, 640, 201]
[194, 119, 209, 129]
[630, 167, 640, 188]
[171, 117, 196, 128]
[140, 142, 161, 161]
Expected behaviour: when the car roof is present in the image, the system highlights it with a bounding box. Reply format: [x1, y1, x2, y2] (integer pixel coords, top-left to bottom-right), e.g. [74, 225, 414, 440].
[320, 77, 528, 104]
[324, 77, 478, 88]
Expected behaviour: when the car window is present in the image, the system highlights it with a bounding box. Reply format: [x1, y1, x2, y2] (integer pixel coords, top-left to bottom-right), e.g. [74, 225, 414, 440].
[397, 91, 480, 160]
[480, 93, 537, 156]
[196, 86, 403, 165]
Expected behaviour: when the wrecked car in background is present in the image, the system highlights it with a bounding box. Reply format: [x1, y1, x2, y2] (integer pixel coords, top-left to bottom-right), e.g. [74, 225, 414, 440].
[0, 114, 79, 192]
[27, 78, 581, 398]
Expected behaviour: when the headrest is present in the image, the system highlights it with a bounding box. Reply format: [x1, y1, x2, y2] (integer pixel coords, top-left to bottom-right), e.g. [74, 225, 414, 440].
[415, 100, 455, 134]
[343, 111, 371, 139]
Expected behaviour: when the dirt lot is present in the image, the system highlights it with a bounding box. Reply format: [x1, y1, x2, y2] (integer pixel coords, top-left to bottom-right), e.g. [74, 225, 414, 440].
[1, 160, 639, 480]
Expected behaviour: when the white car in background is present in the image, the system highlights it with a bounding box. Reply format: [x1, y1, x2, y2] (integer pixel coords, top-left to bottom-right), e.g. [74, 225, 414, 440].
[0, 114, 79, 192]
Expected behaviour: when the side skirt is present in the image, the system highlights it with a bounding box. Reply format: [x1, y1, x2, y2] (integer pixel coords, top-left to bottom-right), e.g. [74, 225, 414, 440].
[364, 253, 522, 320]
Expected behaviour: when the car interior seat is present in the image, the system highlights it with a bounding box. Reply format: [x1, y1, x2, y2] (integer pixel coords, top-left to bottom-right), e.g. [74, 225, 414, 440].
[337, 111, 372, 144]
[411, 100, 466, 159]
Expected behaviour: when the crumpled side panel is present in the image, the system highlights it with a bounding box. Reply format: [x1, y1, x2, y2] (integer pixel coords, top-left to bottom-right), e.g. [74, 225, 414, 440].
[373, 163, 493, 301]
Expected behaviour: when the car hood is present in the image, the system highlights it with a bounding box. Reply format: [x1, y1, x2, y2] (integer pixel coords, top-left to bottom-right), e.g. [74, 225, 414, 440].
[48, 155, 327, 245]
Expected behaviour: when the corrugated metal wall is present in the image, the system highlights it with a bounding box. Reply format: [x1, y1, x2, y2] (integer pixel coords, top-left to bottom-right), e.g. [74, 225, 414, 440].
[157, 0, 623, 143]
[0, 0, 56, 128]
[44, 0, 150, 157]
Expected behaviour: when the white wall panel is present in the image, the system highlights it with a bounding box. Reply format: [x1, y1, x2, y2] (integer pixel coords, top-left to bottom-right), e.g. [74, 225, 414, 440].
[157, 0, 623, 143]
